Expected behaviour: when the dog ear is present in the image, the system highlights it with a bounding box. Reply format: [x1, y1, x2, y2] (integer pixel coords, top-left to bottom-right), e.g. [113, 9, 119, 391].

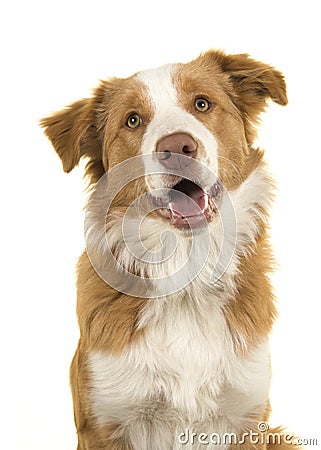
[219, 52, 287, 108]
[207, 50, 288, 143]
[40, 97, 101, 173]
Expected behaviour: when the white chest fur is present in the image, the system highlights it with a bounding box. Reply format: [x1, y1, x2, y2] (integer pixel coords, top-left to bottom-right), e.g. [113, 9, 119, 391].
[88, 295, 271, 449]
[87, 165, 273, 448]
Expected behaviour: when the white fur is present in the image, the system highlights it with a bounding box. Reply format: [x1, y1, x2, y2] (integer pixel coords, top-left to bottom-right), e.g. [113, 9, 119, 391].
[136, 64, 219, 192]
[89, 334, 270, 450]
[85, 163, 272, 299]
[86, 164, 273, 449]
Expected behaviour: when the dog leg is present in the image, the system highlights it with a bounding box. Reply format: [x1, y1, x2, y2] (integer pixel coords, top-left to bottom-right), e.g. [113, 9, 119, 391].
[70, 347, 132, 450]
[75, 424, 132, 450]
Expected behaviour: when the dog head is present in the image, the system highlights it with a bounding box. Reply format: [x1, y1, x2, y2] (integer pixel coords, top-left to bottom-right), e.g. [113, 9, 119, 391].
[41, 49, 287, 296]
[41, 50, 287, 228]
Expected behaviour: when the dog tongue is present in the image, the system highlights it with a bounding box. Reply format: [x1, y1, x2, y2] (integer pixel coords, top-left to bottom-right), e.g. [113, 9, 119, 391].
[169, 184, 206, 217]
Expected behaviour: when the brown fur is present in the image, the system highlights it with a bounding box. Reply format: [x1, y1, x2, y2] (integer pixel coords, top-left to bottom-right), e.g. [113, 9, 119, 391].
[225, 229, 277, 352]
[76, 252, 146, 353]
[41, 50, 290, 449]
[70, 347, 133, 449]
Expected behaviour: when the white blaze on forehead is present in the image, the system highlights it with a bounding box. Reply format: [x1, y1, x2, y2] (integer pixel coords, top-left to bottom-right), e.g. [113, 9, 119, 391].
[137, 64, 178, 111]
[136, 63, 218, 190]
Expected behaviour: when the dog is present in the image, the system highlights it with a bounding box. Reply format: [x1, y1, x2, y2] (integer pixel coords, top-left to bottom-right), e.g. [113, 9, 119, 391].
[41, 49, 290, 449]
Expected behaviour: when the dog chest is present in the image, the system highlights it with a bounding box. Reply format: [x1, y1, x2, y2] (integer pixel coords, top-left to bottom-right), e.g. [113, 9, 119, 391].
[88, 299, 271, 430]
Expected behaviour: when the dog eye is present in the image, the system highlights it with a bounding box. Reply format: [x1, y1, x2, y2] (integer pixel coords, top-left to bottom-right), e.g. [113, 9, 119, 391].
[194, 98, 211, 112]
[126, 113, 142, 129]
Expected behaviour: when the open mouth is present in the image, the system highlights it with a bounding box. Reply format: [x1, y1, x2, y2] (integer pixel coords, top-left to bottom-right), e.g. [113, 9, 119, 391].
[151, 178, 223, 229]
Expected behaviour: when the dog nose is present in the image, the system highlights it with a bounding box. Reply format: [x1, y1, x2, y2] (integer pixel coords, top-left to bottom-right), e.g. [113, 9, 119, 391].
[156, 133, 198, 168]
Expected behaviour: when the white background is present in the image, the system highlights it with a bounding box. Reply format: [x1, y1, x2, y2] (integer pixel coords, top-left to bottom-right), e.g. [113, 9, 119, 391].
[1, 1, 320, 449]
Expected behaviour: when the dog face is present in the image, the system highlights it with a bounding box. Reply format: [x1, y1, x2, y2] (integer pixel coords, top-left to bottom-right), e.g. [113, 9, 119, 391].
[41, 50, 287, 304]
[41, 50, 287, 232]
